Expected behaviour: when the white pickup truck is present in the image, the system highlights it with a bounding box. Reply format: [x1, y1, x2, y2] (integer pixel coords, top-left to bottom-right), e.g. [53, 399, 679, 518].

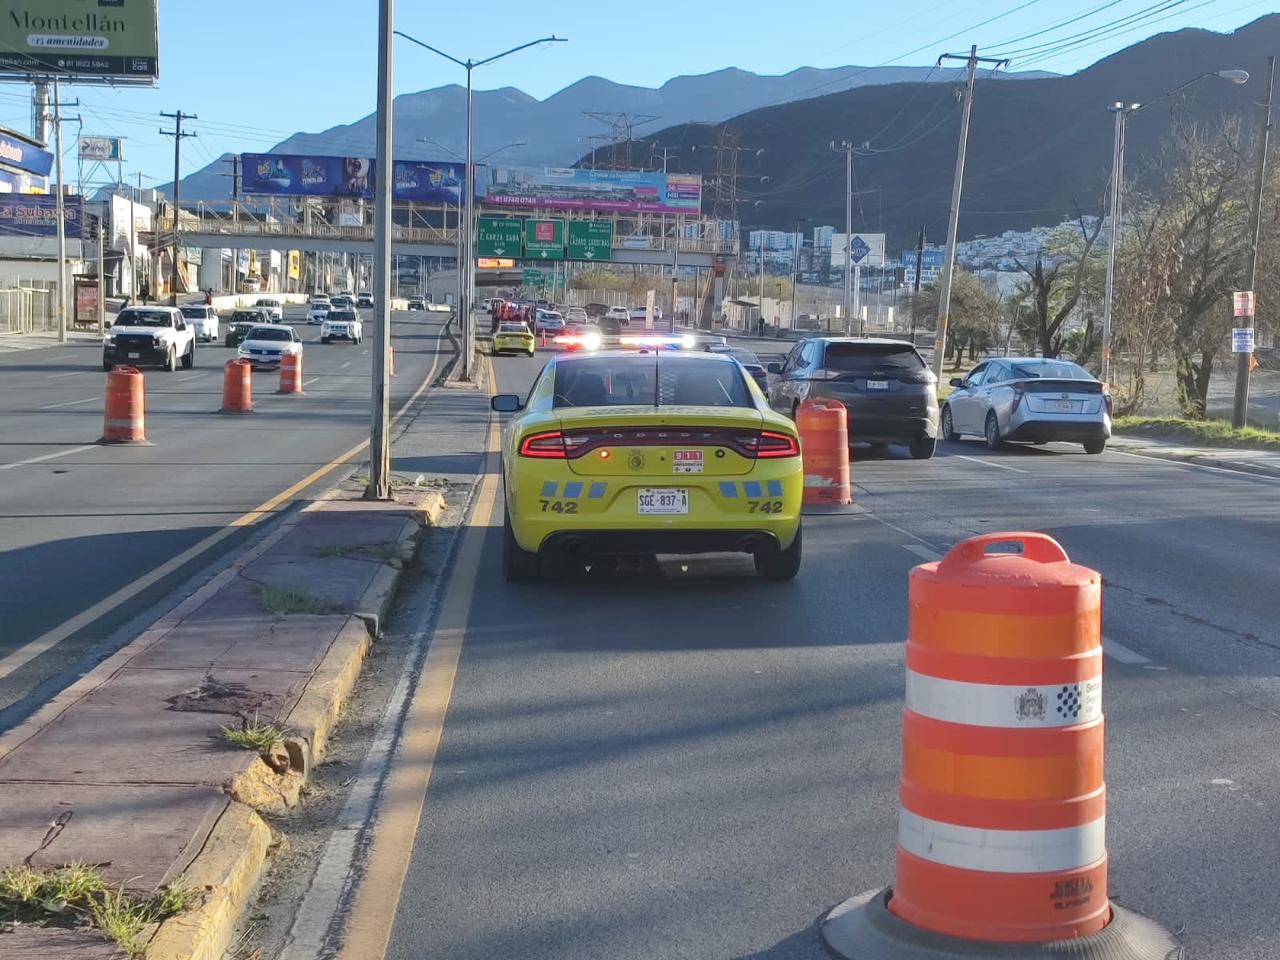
[103, 306, 197, 372]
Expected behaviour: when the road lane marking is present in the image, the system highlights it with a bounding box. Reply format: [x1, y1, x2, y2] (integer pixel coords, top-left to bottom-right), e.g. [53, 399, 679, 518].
[0, 321, 448, 680]
[340, 360, 353, 369]
[952, 454, 1028, 474]
[38, 397, 98, 410]
[0, 444, 96, 471]
[903, 543, 943, 562]
[47, 371, 88, 380]
[1110, 449, 1279, 482]
[333, 400, 499, 960]
[1103, 637, 1151, 664]
[303, 377, 319, 386]
[174, 373, 205, 382]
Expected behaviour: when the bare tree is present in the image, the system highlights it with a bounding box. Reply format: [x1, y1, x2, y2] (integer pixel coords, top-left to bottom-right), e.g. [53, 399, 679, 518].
[1012, 210, 1105, 359]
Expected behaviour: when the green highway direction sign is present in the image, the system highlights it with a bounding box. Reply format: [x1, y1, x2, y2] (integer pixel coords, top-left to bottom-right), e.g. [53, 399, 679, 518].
[524, 218, 565, 260]
[476, 216, 523, 258]
[522, 268, 545, 287]
[567, 220, 613, 261]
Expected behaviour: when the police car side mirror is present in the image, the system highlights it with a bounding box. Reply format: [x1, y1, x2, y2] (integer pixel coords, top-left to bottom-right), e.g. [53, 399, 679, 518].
[491, 394, 524, 413]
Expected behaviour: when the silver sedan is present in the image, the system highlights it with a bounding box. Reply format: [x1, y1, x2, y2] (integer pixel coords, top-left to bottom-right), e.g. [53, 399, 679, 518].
[942, 357, 1112, 454]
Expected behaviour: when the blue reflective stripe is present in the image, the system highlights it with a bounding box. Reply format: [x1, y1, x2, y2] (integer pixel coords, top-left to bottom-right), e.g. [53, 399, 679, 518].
[767, 480, 783, 497]
[743, 481, 763, 498]
[719, 482, 738, 498]
[540, 481, 558, 497]
[588, 482, 607, 500]
[563, 482, 584, 499]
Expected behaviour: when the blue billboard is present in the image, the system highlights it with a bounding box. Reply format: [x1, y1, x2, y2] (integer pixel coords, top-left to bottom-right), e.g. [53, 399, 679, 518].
[241, 153, 467, 203]
[0, 195, 83, 238]
[0, 130, 53, 178]
[900, 249, 946, 268]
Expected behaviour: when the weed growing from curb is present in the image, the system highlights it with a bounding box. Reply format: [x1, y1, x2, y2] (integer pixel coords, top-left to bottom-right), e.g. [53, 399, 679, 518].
[222, 716, 286, 753]
[259, 586, 330, 616]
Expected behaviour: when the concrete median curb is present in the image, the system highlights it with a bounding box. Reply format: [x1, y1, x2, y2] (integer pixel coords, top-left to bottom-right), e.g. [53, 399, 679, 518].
[1110, 435, 1280, 479]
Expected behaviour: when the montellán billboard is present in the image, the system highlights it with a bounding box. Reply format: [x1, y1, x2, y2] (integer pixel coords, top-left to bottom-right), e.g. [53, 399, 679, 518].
[0, 0, 159, 83]
[240, 154, 469, 204]
[484, 167, 702, 215]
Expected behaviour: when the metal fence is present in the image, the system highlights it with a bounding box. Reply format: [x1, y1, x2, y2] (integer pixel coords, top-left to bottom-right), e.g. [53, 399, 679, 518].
[0, 282, 57, 335]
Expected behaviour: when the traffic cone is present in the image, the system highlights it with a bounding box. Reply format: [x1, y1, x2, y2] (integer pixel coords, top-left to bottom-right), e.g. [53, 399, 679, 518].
[220, 359, 253, 413]
[98, 365, 151, 445]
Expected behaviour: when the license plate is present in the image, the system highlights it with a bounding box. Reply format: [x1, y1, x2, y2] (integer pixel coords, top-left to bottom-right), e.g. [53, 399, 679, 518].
[1056, 401, 1074, 411]
[867, 380, 889, 390]
[127, 352, 140, 359]
[638, 488, 689, 515]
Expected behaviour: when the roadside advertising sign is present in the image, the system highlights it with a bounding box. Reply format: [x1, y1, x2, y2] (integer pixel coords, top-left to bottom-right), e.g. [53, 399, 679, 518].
[567, 220, 613, 261]
[831, 233, 886, 268]
[476, 257, 515, 269]
[0, 0, 159, 83]
[523, 219, 564, 260]
[78, 136, 123, 162]
[1233, 291, 1255, 318]
[476, 216, 523, 258]
[240, 154, 468, 203]
[485, 167, 701, 215]
[75, 280, 100, 325]
[0, 130, 53, 178]
[0, 194, 82, 238]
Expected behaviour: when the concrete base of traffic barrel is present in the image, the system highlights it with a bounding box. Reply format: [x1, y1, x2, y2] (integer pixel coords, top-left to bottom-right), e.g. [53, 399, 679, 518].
[801, 502, 865, 517]
[821, 889, 1182, 960]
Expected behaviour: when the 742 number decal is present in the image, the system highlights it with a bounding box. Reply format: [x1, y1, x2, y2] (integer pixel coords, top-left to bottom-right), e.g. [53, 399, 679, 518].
[539, 500, 579, 514]
[747, 500, 784, 514]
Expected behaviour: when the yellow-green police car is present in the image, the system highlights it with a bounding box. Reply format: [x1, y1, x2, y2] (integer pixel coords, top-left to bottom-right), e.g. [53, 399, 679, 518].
[492, 321, 536, 357]
[491, 349, 804, 581]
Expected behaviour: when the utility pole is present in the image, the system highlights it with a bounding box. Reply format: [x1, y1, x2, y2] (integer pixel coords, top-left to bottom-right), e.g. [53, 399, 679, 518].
[1100, 102, 1132, 385]
[932, 46, 1006, 381]
[160, 111, 197, 305]
[221, 154, 241, 293]
[47, 80, 80, 344]
[653, 145, 678, 173]
[367, 0, 394, 500]
[95, 206, 105, 336]
[832, 140, 855, 333]
[759, 236, 766, 333]
[1233, 54, 1275, 429]
[910, 224, 925, 346]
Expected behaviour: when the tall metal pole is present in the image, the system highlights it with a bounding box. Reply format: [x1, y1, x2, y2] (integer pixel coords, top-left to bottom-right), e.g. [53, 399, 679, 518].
[1233, 54, 1275, 429]
[52, 79, 67, 343]
[932, 45, 981, 381]
[463, 64, 475, 380]
[790, 223, 800, 331]
[366, 0, 395, 501]
[843, 147, 853, 332]
[910, 224, 925, 345]
[1100, 104, 1127, 385]
[96, 205, 105, 336]
[759, 235, 765, 333]
[670, 213, 680, 332]
[131, 172, 141, 298]
[160, 110, 196, 306]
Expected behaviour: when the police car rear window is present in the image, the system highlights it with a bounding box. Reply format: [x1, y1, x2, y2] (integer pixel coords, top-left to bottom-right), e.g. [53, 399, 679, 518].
[553, 357, 751, 408]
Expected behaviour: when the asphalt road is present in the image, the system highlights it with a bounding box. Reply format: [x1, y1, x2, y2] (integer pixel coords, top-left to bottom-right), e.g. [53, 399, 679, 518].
[0, 306, 453, 726]
[379, 347, 1280, 960]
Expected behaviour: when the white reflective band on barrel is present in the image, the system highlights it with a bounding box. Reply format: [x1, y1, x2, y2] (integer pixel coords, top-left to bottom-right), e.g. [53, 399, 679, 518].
[905, 669, 1101, 729]
[105, 419, 144, 429]
[899, 808, 1106, 874]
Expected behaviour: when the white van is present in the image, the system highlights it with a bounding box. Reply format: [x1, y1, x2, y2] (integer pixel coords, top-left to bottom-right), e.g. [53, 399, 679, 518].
[179, 304, 220, 343]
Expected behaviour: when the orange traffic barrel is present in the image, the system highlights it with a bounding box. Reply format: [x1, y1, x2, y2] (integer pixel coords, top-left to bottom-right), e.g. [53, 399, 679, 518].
[894, 532, 1107, 942]
[277, 352, 304, 394]
[797, 399, 852, 506]
[98, 365, 149, 445]
[221, 358, 253, 414]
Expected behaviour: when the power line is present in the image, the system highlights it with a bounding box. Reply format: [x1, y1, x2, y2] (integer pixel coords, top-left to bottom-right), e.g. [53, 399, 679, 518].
[992, 0, 1194, 59]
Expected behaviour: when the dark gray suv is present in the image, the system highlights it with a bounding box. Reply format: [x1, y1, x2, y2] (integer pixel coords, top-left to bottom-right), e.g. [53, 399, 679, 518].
[767, 337, 939, 459]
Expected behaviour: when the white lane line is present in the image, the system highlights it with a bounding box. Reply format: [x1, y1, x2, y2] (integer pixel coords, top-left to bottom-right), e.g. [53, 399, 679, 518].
[1103, 637, 1151, 665]
[0, 444, 96, 471]
[47, 370, 88, 380]
[903, 543, 943, 562]
[1110, 449, 1280, 482]
[38, 396, 98, 410]
[952, 454, 1028, 474]
[174, 373, 205, 382]
[303, 377, 320, 386]
[340, 360, 353, 369]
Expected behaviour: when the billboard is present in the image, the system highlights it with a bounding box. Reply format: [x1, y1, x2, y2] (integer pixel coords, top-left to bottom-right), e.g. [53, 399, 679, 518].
[241, 154, 468, 203]
[0, 130, 52, 178]
[79, 136, 123, 162]
[0, 0, 159, 83]
[0, 195, 82, 238]
[831, 233, 886, 269]
[484, 167, 702, 215]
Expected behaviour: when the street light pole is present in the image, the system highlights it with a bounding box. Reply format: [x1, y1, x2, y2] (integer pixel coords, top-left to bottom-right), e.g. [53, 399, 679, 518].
[366, 0, 395, 501]
[1233, 55, 1275, 429]
[832, 141, 854, 334]
[52, 78, 67, 343]
[1099, 102, 1130, 386]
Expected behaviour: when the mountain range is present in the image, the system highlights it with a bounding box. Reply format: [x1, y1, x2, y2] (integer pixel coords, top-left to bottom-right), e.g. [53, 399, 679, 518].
[165, 64, 1052, 203]
[635, 14, 1280, 249]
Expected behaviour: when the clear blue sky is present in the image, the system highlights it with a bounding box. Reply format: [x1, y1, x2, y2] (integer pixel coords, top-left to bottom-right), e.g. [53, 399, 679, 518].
[2, 0, 1274, 192]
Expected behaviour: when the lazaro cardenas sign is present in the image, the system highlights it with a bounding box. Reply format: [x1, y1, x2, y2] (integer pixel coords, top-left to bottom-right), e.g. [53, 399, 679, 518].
[0, 0, 159, 83]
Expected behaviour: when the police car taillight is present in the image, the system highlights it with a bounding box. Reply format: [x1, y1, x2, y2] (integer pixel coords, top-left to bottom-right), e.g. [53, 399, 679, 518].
[736, 431, 800, 458]
[519, 431, 591, 458]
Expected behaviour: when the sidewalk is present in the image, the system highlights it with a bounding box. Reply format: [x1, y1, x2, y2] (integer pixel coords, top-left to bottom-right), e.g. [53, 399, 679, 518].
[0, 330, 102, 353]
[1108, 433, 1280, 479]
[0, 361, 494, 958]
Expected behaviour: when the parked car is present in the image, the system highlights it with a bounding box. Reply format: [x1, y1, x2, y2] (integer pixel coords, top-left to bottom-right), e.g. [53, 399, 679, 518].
[180, 304, 220, 343]
[942, 357, 1112, 454]
[103, 306, 196, 372]
[306, 300, 331, 324]
[321, 309, 363, 344]
[768, 337, 939, 459]
[254, 297, 284, 323]
[237, 324, 303, 368]
[407, 297, 426, 311]
[225, 309, 272, 347]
